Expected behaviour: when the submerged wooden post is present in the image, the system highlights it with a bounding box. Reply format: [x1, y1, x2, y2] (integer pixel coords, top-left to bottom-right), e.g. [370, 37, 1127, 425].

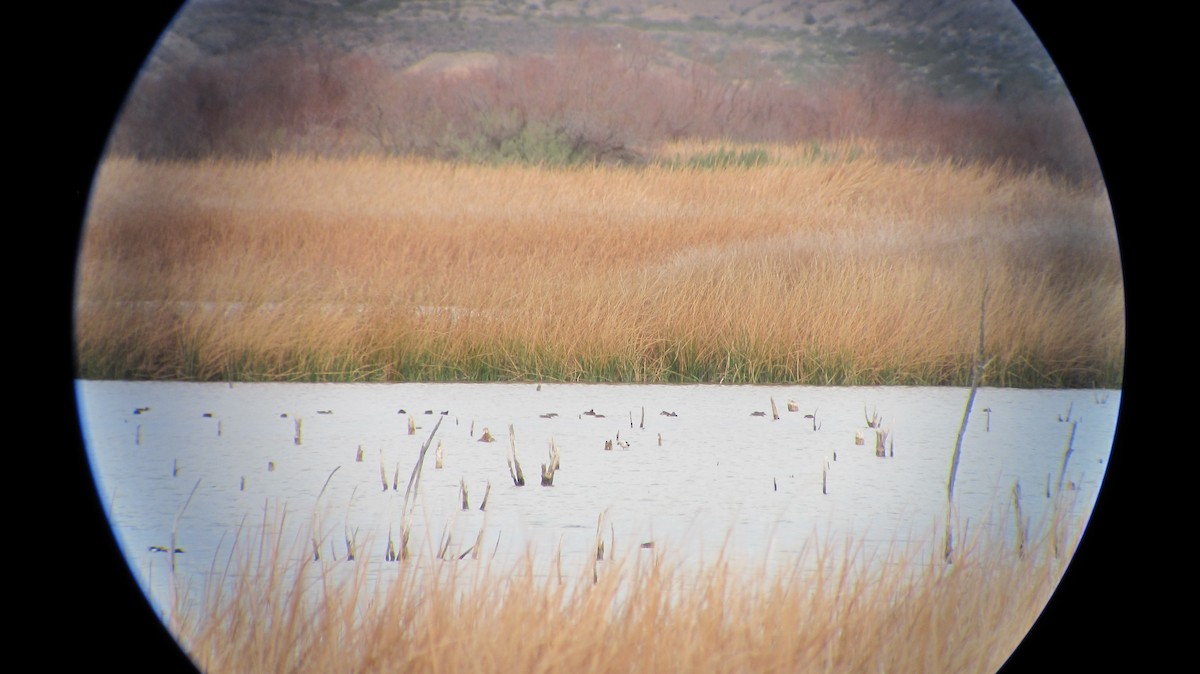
[540, 462, 555, 486]
[408, 414, 416, 435]
[770, 397, 779, 421]
[460, 478, 470, 510]
[435, 440, 444, 469]
[875, 430, 889, 457]
[294, 418, 302, 445]
[787, 399, 799, 412]
[356, 445, 364, 462]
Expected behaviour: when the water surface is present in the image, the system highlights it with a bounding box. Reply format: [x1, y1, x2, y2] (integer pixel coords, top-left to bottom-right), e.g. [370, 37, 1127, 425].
[78, 381, 1118, 613]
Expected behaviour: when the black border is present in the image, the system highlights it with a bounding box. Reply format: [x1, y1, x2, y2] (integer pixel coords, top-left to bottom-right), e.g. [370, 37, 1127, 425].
[1002, 1, 1146, 669]
[58, 6, 198, 673]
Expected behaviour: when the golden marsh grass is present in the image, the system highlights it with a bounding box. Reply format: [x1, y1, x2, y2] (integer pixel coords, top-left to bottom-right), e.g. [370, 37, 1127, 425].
[76, 149, 1123, 385]
[168, 503, 1086, 674]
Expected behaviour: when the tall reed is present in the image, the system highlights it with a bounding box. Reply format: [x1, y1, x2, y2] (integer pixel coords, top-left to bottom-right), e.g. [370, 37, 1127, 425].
[169, 498, 1087, 674]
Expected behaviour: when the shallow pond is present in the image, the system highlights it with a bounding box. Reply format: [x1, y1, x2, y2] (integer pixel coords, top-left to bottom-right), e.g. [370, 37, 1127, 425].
[77, 380, 1119, 615]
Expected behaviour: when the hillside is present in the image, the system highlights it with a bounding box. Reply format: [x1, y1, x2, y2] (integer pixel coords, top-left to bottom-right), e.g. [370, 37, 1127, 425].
[150, 0, 1059, 99]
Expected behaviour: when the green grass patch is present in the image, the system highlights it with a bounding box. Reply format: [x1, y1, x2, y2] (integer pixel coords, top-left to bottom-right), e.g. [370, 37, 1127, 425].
[661, 146, 771, 170]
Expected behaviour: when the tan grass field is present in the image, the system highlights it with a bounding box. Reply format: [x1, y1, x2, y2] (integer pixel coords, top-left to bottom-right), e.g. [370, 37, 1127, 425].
[168, 501, 1086, 674]
[76, 146, 1123, 385]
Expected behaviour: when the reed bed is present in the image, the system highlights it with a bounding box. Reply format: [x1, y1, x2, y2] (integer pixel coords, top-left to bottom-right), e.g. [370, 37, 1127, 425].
[76, 149, 1123, 386]
[168, 499, 1086, 674]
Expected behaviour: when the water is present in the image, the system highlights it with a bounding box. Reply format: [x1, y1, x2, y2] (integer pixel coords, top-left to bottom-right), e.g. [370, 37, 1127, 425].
[77, 380, 1119, 615]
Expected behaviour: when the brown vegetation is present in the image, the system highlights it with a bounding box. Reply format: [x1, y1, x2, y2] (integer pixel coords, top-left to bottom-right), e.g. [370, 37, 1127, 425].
[169, 504, 1086, 674]
[76, 150, 1123, 386]
[75, 149, 1123, 386]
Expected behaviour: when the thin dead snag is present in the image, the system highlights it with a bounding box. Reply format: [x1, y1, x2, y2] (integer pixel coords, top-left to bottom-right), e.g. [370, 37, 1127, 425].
[1012, 480, 1028, 558]
[171, 479, 201, 575]
[312, 465, 341, 561]
[1049, 420, 1081, 560]
[945, 279, 994, 563]
[378, 449, 388, 492]
[400, 416, 444, 560]
[479, 480, 492, 511]
[507, 424, 526, 486]
[1056, 420, 1078, 495]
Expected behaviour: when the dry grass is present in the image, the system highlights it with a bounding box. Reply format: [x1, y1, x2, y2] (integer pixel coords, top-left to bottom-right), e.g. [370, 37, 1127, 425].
[169, 501, 1086, 674]
[76, 149, 1123, 385]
